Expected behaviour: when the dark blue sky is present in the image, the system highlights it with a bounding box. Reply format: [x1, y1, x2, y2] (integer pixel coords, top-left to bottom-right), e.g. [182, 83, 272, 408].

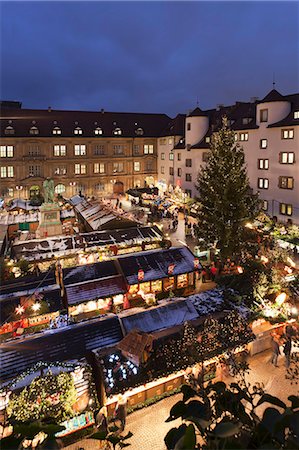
[1, 1, 298, 116]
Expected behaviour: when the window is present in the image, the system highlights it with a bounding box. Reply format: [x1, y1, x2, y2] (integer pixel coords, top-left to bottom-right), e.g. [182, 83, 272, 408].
[74, 127, 83, 135]
[0, 166, 14, 178]
[186, 158, 192, 167]
[113, 128, 122, 135]
[294, 111, 299, 119]
[54, 145, 66, 156]
[168, 138, 173, 145]
[161, 153, 165, 160]
[262, 200, 268, 211]
[146, 161, 153, 171]
[282, 129, 294, 139]
[134, 161, 140, 172]
[94, 144, 105, 155]
[4, 126, 14, 135]
[169, 167, 174, 176]
[28, 144, 40, 156]
[29, 165, 41, 177]
[95, 183, 105, 192]
[280, 152, 295, 164]
[280, 203, 293, 216]
[0, 146, 13, 157]
[242, 117, 252, 125]
[94, 127, 103, 135]
[205, 136, 210, 143]
[239, 132, 248, 141]
[260, 139, 268, 149]
[29, 126, 39, 135]
[113, 162, 124, 173]
[260, 109, 268, 122]
[161, 166, 165, 174]
[54, 167, 67, 175]
[234, 133, 238, 142]
[75, 164, 86, 174]
[54, 184, 66, 194]
[144, 144, 154, 154]
[135, 128, 144, 136]
[258, 159, 269, 170]
[177, 153, 181, 161]
[133, 145, 140, 155]
[8, 187, 14, 197]
[187, 123, 191, 131]
[94, 163, 105, 174]
[74, 145, 86, 156]
[52, 127, 61, 135]
[186, 173, 192, 182]
[258, 178, 269, 189]
[169, 152, 174, 161]
[279, 176, 294, 189]
[177, 168, 182, 177]
[113, 145, 124, 155]
[202, 152, 209, 162]
[160, 138, 166, 145]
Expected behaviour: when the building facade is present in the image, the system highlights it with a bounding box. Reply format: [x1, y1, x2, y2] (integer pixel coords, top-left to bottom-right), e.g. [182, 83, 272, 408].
[0, 102, 170, 199]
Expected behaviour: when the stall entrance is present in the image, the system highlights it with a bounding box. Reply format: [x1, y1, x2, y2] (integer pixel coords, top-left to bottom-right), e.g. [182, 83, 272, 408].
[113, 181, 124, 194]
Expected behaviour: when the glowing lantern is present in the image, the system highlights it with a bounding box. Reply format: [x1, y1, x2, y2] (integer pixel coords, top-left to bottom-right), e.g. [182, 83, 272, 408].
[261, 255, 269, 264]
[138, 269, 144, 281]
[237, 266, 243, 274]
[15, 305, 25, 315]
[32, 302, 41, 312]
[276, 292, 287, 306]
[168, 263, 175, 275]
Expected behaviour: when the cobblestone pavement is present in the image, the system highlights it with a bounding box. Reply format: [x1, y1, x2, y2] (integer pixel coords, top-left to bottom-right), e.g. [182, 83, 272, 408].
[66, 349, 298, 450]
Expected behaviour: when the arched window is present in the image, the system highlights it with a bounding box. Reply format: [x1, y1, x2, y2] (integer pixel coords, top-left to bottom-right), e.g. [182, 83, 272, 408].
[94, 127, 103, 135]
[135, 127, 144, 136]
[113, 127, 122, 135]
[5, 126, 15, 135]
[54, 184, 66, 194]
[74, 127, 83, 135]
[52, 127, 62, 135]
[29, 126, 39, 135]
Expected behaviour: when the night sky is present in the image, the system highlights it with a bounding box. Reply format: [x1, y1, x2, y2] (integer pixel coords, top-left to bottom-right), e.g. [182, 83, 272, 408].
[1, 1, 298, 116]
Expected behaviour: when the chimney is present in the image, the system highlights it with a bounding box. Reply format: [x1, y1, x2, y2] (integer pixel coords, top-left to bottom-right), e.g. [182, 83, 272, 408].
[216, 104, 224, 111]
[250, 96, 259, 103]
[48, 106, 52, 112]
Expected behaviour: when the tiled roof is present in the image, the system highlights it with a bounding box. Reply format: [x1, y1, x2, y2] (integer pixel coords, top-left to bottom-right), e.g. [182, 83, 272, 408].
[63, 260, 118, 286]
[188, 106, 208, 117]
[66, 275, 127, 305]
[160, 114, 186, 137]
[259, 89, 286, 103]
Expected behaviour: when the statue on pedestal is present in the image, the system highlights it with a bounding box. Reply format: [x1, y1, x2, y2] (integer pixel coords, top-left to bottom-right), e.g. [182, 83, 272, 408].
[43, 178, 55, 203]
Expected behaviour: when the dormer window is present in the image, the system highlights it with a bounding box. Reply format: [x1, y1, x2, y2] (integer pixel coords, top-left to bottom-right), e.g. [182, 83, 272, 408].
[294, 111, 299, 119]
[52, 127, 61, 135]
[29, 126, 39, 135]
[205, 137, 210, 143]
[135, 127, 144, 136]
[74, 127, 83, 135]
[113, 127, 122, 135]
[242, 117, 252, 125]
[4, 126, 15, 135]
[94, 127, 103, 135]
[227, 120, 235, 126]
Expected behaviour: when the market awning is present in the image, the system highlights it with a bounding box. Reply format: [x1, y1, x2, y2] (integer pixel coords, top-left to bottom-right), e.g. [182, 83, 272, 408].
[65, 275, 127, 306]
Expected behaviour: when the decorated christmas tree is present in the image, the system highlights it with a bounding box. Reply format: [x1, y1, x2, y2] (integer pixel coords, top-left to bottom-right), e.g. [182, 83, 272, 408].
[196, 117, 259, 259]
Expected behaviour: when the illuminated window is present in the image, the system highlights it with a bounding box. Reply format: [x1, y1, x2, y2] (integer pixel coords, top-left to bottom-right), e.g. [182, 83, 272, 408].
[282, 129, 294, 139]
[74, 145, 86, 156]
[144, 144, 154, 154]
[113, 162, 124, 173]
[94, 163, 105, 174]
[54, 167, 66, 175]
[134, 161, 140, 172]
[258, 178, 269, 189]
[74, 127, 83, 135]
[160, 138, 166, 145]
[242, 117, 252, 125]
[280, 203, 292, 216]
[0, 146, 13, 157]
[161, 153, 165, 160]
[239, 132, 248, 141]
[29, 126, 39, 135]
[52, 127, 61, 135]
[260, 109, 268, 122]
[262, 200, 268, 211]
[177, 273, 188, 288]
[260, 139, 268, 149]
[54, 184, 66, 194]
[279, 176, 294, 189]
[205, 136, 211, 143]
[168, 138, 173, 145]
[54, 145, 66, 156]
[0, 166, 14, 178]
[94, 127, 103, 135]
[169, 152, 174, 161]
[258, 159, 269, 170]
[280, 152, 295, 164]
[75, 164, 86, 174]
[113, 127, 122, 135]
[4, 126, 15, 135]
[294, 111, 299, 119]
[151, 280, 162, 292]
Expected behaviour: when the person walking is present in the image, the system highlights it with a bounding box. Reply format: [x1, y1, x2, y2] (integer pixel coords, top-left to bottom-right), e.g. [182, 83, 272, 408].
[283, 336, 292, 368]
[114, 394, 127, 432]
[270, 333, 280, 367]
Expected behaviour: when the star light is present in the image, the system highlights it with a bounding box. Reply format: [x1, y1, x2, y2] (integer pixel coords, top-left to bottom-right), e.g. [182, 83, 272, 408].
[15, 305, 25, 315]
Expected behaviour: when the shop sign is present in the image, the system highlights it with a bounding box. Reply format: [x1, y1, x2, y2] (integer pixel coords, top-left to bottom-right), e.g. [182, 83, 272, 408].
[168, 263, 175, 275]
[138, 269, 144, 281]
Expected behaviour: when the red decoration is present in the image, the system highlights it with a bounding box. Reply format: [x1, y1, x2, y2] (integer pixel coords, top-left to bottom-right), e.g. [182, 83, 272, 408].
[168, 263, 175, 275]
[194, 258, 200, 269]
[138, 269, 144, 281]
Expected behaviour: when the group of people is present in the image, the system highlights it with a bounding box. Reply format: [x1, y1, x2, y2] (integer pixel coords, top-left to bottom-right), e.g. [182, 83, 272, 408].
[95, 393, 128, 435]
[270, 324, 296, 368]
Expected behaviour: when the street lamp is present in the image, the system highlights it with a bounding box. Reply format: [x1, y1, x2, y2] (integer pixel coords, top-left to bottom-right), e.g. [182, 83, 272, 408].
[15, 185, 23, 199]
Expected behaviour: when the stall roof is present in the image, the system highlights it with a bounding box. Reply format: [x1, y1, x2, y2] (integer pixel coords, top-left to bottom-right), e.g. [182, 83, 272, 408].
[66, 275, 127, 305]
[120, 298, 199, 334]
[0, 270, 57, 299]
[118, 246, 199, 285]
[63, 259, 119, 286]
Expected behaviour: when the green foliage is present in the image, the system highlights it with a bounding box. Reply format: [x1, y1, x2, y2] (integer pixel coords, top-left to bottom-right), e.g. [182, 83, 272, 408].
[89, 427, 132, 449]
[7, 371, 77, 423]
[164, 380, 299, 449]
[195, 117, 260, 259]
